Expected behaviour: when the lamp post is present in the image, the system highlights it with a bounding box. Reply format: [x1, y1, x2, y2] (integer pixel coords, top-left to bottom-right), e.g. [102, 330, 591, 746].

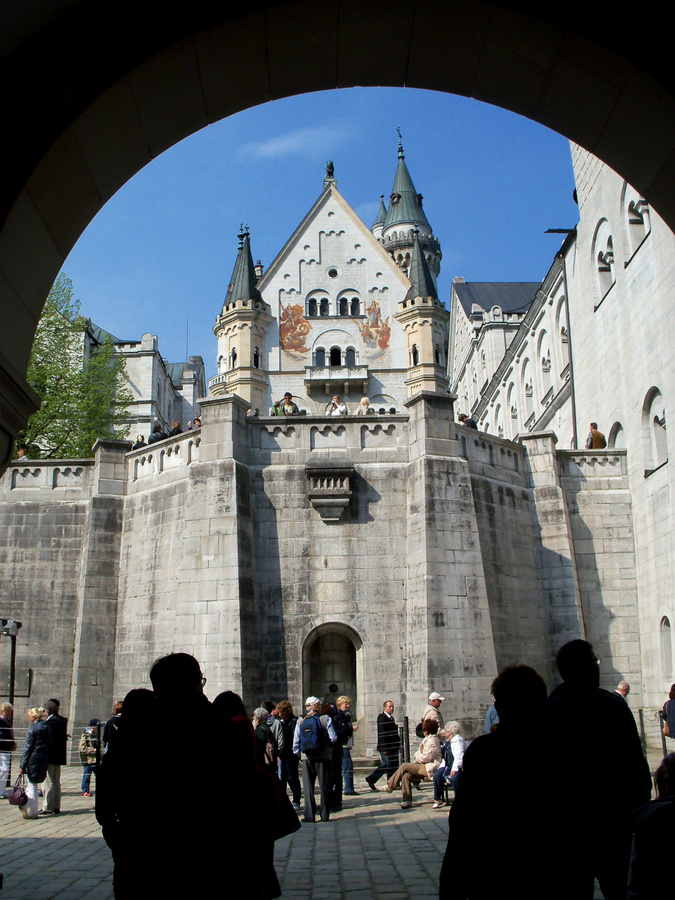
[0, 619, 22, 704]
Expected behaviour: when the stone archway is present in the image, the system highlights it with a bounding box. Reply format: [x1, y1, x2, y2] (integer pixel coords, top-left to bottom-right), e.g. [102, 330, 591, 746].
[2, 1, 674, 467]
[303, 622, 364, 752]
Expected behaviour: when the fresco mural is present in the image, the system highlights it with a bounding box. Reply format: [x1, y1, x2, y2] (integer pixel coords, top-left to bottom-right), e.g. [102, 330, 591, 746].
[358, 300, 391, 358]
[280, 302, 312, 358]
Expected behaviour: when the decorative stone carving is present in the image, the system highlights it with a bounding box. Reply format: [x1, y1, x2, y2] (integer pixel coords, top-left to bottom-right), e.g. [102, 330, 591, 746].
[306, 465, 354, 522]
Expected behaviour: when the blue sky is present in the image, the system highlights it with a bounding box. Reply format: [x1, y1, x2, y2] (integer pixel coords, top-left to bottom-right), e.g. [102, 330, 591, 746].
[63, 87, 579, 380]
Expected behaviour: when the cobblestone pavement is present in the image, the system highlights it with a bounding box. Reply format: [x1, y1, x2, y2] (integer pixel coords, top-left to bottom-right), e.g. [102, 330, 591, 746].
[0, 768, 613, 898]
[0, 769, 451, 899]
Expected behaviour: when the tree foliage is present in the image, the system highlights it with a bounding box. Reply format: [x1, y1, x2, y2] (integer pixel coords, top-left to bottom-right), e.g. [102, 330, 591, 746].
[18, 274, 133, 458]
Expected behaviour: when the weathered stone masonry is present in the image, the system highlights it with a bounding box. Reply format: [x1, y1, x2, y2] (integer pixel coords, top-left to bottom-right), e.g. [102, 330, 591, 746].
[0, 393, 643, 755]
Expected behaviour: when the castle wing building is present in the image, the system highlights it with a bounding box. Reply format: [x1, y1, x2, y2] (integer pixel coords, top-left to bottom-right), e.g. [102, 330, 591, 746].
[211, 149, 450, 413]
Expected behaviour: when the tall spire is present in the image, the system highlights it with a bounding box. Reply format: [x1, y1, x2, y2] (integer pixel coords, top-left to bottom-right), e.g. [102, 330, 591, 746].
[371, 194, 388, 239]
[222, 224, 262, 310]
[382, 130, 431, 234]
[405, 229, 438, 301]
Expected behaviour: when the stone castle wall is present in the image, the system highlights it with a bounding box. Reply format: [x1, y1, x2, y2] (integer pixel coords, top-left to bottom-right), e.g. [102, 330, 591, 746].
[0, 395, 645, 749]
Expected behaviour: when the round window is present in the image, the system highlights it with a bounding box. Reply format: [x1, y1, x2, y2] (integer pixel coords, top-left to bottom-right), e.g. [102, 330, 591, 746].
[327, 267, 339, 278]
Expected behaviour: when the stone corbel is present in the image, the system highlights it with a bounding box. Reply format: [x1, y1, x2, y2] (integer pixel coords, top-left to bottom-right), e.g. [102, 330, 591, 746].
[306, 465, 354, 522]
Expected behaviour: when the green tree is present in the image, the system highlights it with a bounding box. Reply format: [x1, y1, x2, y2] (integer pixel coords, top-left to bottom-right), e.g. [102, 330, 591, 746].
[18, 273, 133, 457]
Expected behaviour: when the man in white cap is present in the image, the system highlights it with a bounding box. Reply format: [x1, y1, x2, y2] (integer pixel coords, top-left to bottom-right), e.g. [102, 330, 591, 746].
[423, 692, 445, 731]
[293, 696, 337, 823]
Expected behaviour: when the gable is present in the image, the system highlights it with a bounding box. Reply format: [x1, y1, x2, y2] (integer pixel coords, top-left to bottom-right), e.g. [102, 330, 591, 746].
[259, 186, 411, 368]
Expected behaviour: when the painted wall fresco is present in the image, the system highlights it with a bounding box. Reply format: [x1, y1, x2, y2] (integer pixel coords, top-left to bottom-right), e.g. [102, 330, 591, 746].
[358, 300, 391, 359]
[280, 302, 312, 359]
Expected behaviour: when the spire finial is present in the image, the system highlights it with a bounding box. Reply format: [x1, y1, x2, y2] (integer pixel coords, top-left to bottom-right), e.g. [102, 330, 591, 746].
[397, 126, 404, 158]
[238, 223, 247, 248]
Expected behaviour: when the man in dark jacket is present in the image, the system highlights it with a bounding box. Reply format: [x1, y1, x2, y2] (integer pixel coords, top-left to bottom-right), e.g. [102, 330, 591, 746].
[365, 700, 400, 790]
[40, 698, 68, 815]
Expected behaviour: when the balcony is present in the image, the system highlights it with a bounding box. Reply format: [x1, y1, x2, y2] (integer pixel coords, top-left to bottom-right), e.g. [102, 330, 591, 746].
[304, 365, 369, 394]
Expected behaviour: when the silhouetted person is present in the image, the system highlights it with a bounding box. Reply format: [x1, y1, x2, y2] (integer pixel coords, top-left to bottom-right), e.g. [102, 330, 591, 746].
[96, 688, 154, 895]
[544, 640, 651, 900]
[213, 691, 283, 899]
[213, 689, 248, 719]
[98, 655, 241, 897]
[627, 753, 675, 898]
[439, 665, 550, 900]
[103, 700, 123, 751]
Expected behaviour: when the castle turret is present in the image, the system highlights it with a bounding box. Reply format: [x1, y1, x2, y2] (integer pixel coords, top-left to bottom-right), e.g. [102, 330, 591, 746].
[394, 229, 450, 396]
[210, 225, 274, 411]
[371, 195, 387, 240]
[378, 135, 442, 284]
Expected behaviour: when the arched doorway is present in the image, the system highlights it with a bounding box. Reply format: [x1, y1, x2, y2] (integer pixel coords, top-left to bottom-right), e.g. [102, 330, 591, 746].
[303, 623, 364, 752]
[309, 632, 355, 705]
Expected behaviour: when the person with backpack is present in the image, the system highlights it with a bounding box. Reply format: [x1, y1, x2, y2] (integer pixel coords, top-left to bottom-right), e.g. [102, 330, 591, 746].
[292, 696, 337, 822]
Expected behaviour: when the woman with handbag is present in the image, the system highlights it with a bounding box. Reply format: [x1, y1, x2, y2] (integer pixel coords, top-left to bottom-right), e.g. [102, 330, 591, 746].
[18, 706, 51, 819]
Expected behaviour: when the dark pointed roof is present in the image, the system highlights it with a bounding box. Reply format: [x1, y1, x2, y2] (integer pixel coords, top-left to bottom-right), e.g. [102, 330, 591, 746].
[405, 230, 438, 301]
[223, 225, 262, 309]
[452, 282, 539, 317]
[383, 138, 431, 233]
[372, 195, 387, 229]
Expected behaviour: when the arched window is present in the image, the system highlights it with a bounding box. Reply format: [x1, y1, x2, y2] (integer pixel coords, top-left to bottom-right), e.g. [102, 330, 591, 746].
[315, 348, 325, 367]
[320, 298, 329, 316]
[350, 298, 360, 316]
[307, 298, 317, 317]
[608, 421, 626, 449]
[339, 298, 348, 316]
[345, 347, 356, 366]
[507, 382, 517, 427]
[643, 387, 667, 471]
[329, 347, 341, 367]
[661, 617, 673, 676]
[623, 182, 651, 255]
[560, 326, 570, 367]
[253, 347, 260, 368]
[555, 295, 569, 369]
[537, 330, 552, 397]
[593, 219, 615, 300]
[217, 354, 224, 373]
[434, 344, 442, 365]
[410, 344, 419, 366]
[521, 359, 534, 424]
[230, 347, 237, 369]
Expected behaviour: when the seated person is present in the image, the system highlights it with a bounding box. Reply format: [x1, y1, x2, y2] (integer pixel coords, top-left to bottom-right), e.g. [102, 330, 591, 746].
[433, 721, 466, 808]
[385, 718, 442, 808]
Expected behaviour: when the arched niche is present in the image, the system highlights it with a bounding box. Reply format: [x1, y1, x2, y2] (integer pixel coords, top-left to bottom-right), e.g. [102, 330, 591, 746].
[302, 623, 364, 744]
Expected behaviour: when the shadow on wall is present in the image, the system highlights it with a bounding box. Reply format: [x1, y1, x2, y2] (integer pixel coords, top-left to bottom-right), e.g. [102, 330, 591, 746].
[242, 463, 288, 709]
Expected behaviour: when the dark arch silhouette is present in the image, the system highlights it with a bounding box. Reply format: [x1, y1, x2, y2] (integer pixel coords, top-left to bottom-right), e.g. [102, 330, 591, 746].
[1, 1, 674, 468]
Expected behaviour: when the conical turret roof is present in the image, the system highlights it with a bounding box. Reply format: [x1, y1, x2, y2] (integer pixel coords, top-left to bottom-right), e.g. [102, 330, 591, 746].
[223, 225, 262, 309]
[383, 138, 431, 234]
[372, 195, 387, 230]
[405, 229, 438, 301]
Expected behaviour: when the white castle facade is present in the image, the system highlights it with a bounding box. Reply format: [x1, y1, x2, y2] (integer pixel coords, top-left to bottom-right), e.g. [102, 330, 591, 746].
[0, 143, 672, 756]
